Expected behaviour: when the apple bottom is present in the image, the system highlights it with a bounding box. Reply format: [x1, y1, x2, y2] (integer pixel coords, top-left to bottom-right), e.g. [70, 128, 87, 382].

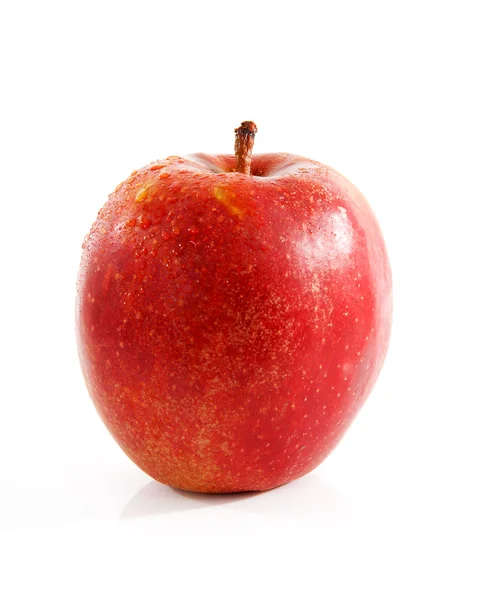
[85, 360, 367, 493]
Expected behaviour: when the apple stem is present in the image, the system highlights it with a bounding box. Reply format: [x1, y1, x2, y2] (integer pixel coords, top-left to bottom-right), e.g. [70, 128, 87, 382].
[234, 121, 257, 175]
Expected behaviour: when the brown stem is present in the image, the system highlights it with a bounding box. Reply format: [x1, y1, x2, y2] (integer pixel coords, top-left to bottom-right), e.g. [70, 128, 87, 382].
[234, 121, 257, 175]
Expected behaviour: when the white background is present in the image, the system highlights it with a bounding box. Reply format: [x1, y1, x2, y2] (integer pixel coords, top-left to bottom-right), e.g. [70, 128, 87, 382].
[1, 1, 490, 598]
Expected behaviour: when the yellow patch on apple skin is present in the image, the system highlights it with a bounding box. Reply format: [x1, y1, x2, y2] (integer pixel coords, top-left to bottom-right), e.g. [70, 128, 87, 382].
[135, 185, 152, 203]
[213, 187, 243, 217]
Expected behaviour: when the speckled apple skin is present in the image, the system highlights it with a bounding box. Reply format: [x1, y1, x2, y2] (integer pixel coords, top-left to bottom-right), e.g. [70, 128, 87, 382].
[76, 153, 392, 493]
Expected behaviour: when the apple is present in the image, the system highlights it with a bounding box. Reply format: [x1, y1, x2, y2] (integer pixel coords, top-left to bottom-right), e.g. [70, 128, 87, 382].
[76, 122, 392, 493]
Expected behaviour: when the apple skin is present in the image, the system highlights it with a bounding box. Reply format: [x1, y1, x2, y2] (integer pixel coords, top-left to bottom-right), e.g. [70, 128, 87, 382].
[76, 152, 392, 493]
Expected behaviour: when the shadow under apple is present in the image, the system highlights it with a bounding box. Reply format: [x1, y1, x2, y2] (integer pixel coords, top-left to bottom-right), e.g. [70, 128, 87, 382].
[120, 470, 352, 525]
[120, 480, 258, 518]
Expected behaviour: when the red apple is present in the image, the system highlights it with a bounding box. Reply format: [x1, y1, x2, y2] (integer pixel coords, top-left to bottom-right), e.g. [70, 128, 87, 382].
[76, 122, 392, 493]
